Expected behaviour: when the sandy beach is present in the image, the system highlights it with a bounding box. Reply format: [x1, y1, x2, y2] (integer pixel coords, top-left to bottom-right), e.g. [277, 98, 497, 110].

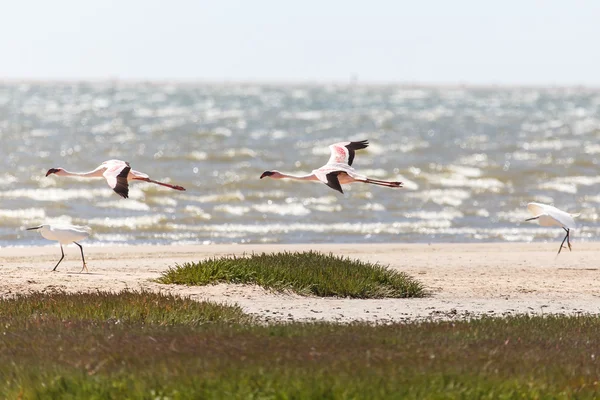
[1, 243, 599, 323]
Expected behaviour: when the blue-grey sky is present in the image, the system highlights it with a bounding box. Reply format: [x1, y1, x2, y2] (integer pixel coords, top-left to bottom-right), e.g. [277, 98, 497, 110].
[1, 0, 599, 85]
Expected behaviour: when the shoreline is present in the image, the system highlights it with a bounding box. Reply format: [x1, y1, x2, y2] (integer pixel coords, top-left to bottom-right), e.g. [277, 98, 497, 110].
[1, 242, 599, 322]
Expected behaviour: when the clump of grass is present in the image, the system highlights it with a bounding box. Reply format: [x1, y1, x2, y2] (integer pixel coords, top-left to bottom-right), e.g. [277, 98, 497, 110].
[157, 250, 425, 298]
[0, 290, 250, 326]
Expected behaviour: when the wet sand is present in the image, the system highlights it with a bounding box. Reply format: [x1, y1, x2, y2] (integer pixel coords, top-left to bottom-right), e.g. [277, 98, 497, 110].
[1, 243, 599, 322]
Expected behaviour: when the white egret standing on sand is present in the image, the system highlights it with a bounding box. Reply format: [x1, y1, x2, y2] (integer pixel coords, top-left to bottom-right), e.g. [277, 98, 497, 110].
[260, 140, 403, 193]
[525, 202, 580, 255]
[26, 224, 91, 272]
[46, 159, 186, 199]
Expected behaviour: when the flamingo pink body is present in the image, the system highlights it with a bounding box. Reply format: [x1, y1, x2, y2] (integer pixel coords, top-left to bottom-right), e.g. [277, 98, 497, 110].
[46, 160, 186, 199]
[260, 140, 403, 193]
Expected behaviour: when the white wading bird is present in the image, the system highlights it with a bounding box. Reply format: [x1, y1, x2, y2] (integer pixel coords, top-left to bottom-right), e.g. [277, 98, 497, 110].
[525, 202, 580, 255]
[26, 224, 91, 272]
[46, 160, 186, 199]
[260, 140, 403, 193]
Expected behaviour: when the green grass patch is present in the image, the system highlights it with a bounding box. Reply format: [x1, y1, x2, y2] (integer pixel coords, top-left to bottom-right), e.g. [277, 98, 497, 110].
[0, 290, 250, 326]
[2, 292, 600, 398]
[157, 250, 425, 298]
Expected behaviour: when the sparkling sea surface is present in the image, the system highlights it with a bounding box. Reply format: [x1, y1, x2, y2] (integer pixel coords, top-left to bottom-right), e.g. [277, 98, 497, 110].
[1, 82, 599, 246]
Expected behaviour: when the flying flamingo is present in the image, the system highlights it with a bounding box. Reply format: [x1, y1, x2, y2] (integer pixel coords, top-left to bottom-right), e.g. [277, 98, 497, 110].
[525, 202, 580, 255]
[46, 160, 185, 199]
[260, 140, 403, 193]
[26, 224, 91, 272]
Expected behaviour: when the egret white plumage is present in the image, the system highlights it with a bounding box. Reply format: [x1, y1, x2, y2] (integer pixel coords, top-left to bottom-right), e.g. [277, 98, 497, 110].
[46, 159, 186, 199]
[260, 140, 403, 193]
[26, 224, 91, 272]
[525, 202, 580, 255]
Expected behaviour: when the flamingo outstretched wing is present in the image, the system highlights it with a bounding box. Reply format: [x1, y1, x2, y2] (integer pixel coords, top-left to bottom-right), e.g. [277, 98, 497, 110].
[326, 140, 369, 166]
[102, 161, 131, 198]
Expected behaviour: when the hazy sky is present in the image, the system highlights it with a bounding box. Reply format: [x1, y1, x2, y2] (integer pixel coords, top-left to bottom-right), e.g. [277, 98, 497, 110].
[1, 0, 599, 85]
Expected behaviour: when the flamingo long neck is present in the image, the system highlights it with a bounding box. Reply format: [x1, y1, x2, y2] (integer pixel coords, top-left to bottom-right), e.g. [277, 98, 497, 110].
[277, 172, 318, 181]
[57, 167, 105, 178]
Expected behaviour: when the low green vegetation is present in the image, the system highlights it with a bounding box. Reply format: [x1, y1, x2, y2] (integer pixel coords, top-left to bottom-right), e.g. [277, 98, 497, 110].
[157, 250, 425, 298]
[0, 290, 250, 326]
[2, 291, 600, 398]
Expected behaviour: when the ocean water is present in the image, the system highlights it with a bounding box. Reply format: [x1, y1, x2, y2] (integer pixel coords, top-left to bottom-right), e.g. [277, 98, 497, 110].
[1, 82, 599, 246]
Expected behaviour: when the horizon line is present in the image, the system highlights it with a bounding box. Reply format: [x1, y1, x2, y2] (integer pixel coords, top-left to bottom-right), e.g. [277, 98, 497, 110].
[1, 77, 599, 90]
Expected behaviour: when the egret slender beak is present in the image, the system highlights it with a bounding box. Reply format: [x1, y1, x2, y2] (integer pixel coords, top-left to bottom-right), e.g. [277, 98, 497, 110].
[26, 226, 42, 230]
[525, 217, 539, 221]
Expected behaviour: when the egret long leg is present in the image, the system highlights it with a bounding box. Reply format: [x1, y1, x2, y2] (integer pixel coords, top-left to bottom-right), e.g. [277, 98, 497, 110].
[557, 229, 570, 255]
[564, 228, 572, 251]
[52, 245, 65, 271]
[74, 241, 88, 273]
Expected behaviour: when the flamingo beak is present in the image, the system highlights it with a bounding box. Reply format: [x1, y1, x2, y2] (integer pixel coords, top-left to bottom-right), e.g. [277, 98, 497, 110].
[260, 171, 274, 179]
[46, 168, 59, 177]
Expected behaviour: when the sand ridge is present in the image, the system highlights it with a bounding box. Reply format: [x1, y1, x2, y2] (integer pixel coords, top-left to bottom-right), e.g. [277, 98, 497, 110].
[1, 243, 599, 322]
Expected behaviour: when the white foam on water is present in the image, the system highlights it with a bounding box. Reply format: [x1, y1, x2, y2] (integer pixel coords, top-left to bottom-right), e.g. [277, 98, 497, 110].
[584, 144, 600, 154]
[247, 190, 288, 200]
[90, 122, 114, 134]
[538, 181, 578, 194]
[582, 195, 600, 205]
[109, 132, 137, 144]
[511, 151, 539, 161]
[183, 205, 212, 219]
[29, 129, 56, 138]
[456, 153, 489, 167]
[359, 203, 386, 211]
[0, 208, 46, 219]
[87, 214, 167, 229]
[523, 139, 581, 151]
[285, 196, 338, 206]
[194, 191, 246, 203]
[390, 89, 430, 101]
[147, 196, 178, 207]
[214, 205, 251, 216]
[496, 209, 533, 224]
[281, 110, 323, 120]
[96, 200, 150, 211]
[0, 188, 113, 201]
[166, 220, 453, 235]
[388, 140, 430, 153]
[406, 189, 471, 207]
[571, 118, 600, 135]
[93, 233, 131, 242]
[0, 174, 18, 187]
[413, 107, 454, 122]
[311, 204, 343, 212]
[404, 209, 464, 220]
[222, 148, 258, 159]
[447, 165, 483, 178]
[549, 176, 600, 186]
[187, 151, 208, 161]
[253, 203, 311, 216]
[422, 172, 505, 192]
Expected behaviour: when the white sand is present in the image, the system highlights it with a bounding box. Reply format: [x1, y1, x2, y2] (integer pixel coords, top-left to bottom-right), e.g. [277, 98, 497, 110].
[1, 242, 599, 322]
